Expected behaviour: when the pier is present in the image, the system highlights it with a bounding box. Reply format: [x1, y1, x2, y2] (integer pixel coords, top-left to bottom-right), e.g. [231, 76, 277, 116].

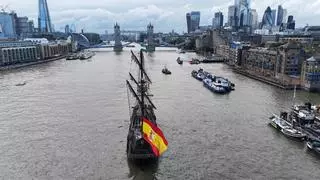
[200, 55, 226, 63]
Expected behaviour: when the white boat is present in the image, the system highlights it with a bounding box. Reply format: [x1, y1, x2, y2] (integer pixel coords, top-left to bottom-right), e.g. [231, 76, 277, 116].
[269, 114, 291, 130]
[281, 128, 306, 140]
[306, 139, 320, 154]
[203, 78, 227, 94]
[203, 75, 233, 94]
[269, 114, 306, 140]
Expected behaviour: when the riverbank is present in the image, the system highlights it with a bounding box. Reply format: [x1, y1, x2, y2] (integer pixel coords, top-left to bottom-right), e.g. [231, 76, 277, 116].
[232, 67, 297, 90]
[0, 55, 66, 71]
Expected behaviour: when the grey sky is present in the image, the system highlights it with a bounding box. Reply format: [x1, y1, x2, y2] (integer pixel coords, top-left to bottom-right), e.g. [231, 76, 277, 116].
[1, 0, 319, 33]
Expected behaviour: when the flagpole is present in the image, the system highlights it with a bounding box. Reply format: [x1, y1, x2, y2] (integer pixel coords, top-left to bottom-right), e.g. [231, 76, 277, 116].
[293, 85, 296, 102]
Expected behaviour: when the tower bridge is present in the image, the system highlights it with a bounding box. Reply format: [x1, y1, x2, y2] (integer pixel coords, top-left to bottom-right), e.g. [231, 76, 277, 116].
[113, 23, 123, 52]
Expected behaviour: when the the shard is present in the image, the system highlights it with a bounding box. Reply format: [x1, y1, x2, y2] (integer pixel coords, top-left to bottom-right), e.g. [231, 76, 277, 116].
[38, 0, 52, 33]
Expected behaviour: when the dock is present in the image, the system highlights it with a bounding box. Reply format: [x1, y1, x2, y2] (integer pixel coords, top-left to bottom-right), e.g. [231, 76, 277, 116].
[199, 55, 226, 63]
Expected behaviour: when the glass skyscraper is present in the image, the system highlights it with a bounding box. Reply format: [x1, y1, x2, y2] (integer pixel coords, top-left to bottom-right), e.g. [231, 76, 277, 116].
[186, 13, 191, 33]
[249, 9, 258, 29]
[261, 7, 273, 28]
[38, 0, 52, 33]
[214, 12, 224, 28]
[287, 15, 295, 30]
[235, 0, 251, 27]
[190, 11, 200, 32]
[228, 5, 236, 27]
[277, 5, 284, 26]
[271, 9, 276, 26]
[0, 12, 17, 39]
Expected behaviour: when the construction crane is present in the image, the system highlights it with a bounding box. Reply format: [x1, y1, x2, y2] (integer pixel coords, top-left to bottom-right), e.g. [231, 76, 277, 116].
[70, 24, 76, 33]
[270, 0, 286, 8]
[0, 4, 9, 13]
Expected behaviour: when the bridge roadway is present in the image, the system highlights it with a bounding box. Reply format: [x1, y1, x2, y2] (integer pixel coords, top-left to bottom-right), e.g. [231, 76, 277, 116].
[89, 42, 181, 49]
[89, 42, 132, 48]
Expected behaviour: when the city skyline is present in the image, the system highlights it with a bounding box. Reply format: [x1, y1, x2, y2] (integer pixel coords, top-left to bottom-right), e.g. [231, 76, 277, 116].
[1, 0, 319, 33]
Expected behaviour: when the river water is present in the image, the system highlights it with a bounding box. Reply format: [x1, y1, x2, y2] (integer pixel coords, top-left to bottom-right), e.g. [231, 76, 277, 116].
[1, 46, 320, 179]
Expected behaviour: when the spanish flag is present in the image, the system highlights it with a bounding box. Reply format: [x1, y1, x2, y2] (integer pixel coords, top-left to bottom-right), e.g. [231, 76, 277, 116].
[142, 117, 168, 157]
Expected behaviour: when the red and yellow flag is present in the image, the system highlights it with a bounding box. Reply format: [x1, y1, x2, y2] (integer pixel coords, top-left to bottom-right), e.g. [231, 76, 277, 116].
[142, 117, 168, 157]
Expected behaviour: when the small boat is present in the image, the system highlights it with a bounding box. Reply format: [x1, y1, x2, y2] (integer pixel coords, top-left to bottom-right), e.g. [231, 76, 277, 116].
[162, 67, 171, 75]
[15, 81, 27, 86]
[66, 53, 79, 60]
[203, 78, 227, 94]
[203, 75, 234, 94]
[79, 51, 95, 60]
[269, 113, 306, 140]
[307, 139, 320, 153]
[177, 49, 186, 54]
[191, 68, 206, 81]
[230, 83, 236, 91]
[189, 58, 200, 65]
[177, 57, 183, 65]
[281, 128, 306, 140]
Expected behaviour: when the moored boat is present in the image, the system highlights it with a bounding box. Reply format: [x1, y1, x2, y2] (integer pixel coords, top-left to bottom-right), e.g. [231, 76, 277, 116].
[269, 113, 306, 140]
[79, 51, 95, 60]
[281, 128, 306, 140]
[66, 53, 79, 60]
[189, 58, 200, 64]
[306, 139, 320, 154]
[191, 68, 206, 81]
[177, 49, 186, 54]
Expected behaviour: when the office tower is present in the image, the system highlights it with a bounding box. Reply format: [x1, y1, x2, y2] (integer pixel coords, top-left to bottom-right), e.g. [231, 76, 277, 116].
[186, 13, 191, 33]
[277, 5, 284, 26]
[287, 15, 295, 30]
[0, 12, 17, 39]
[38, 0, 52, 33]
[190, 11, 200, 32]
[282, 9, 287, 23]
[214, 12, 224, 28]
[271, 9, 276, 26]
[261, 7, 273, 28]
[65, 25, 70, 34]
[228, 5, 237, 27]
[237, 0, 251, 27]
[249, 9, 258, 29]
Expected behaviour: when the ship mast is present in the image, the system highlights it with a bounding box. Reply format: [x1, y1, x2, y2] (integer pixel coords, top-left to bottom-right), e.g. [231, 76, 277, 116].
[128, 49, 156, 120]
[140, 50, 145, 117]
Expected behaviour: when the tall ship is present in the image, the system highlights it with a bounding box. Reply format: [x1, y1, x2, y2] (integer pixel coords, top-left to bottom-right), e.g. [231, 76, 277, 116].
[126, 49, 168, 160]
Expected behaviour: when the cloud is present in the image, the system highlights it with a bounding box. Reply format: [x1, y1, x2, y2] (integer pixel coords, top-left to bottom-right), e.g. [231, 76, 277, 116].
[1, 0, 319, 33]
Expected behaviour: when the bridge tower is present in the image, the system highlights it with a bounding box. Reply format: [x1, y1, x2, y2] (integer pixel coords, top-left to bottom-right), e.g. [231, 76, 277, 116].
[146, 23, 155, 52]
[113, 23, 123, 52]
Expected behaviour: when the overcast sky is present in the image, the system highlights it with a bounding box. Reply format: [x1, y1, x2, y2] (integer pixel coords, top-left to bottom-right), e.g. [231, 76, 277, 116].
[1, 0, 319, 33]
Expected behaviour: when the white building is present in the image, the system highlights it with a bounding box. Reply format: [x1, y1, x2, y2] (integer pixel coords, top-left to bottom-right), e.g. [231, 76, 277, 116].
[250, 9, 258, 29]
[24, 38, 49, 44]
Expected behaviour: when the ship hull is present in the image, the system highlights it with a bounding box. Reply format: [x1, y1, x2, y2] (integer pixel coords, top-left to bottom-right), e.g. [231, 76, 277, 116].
[113, 46, 123, 52]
